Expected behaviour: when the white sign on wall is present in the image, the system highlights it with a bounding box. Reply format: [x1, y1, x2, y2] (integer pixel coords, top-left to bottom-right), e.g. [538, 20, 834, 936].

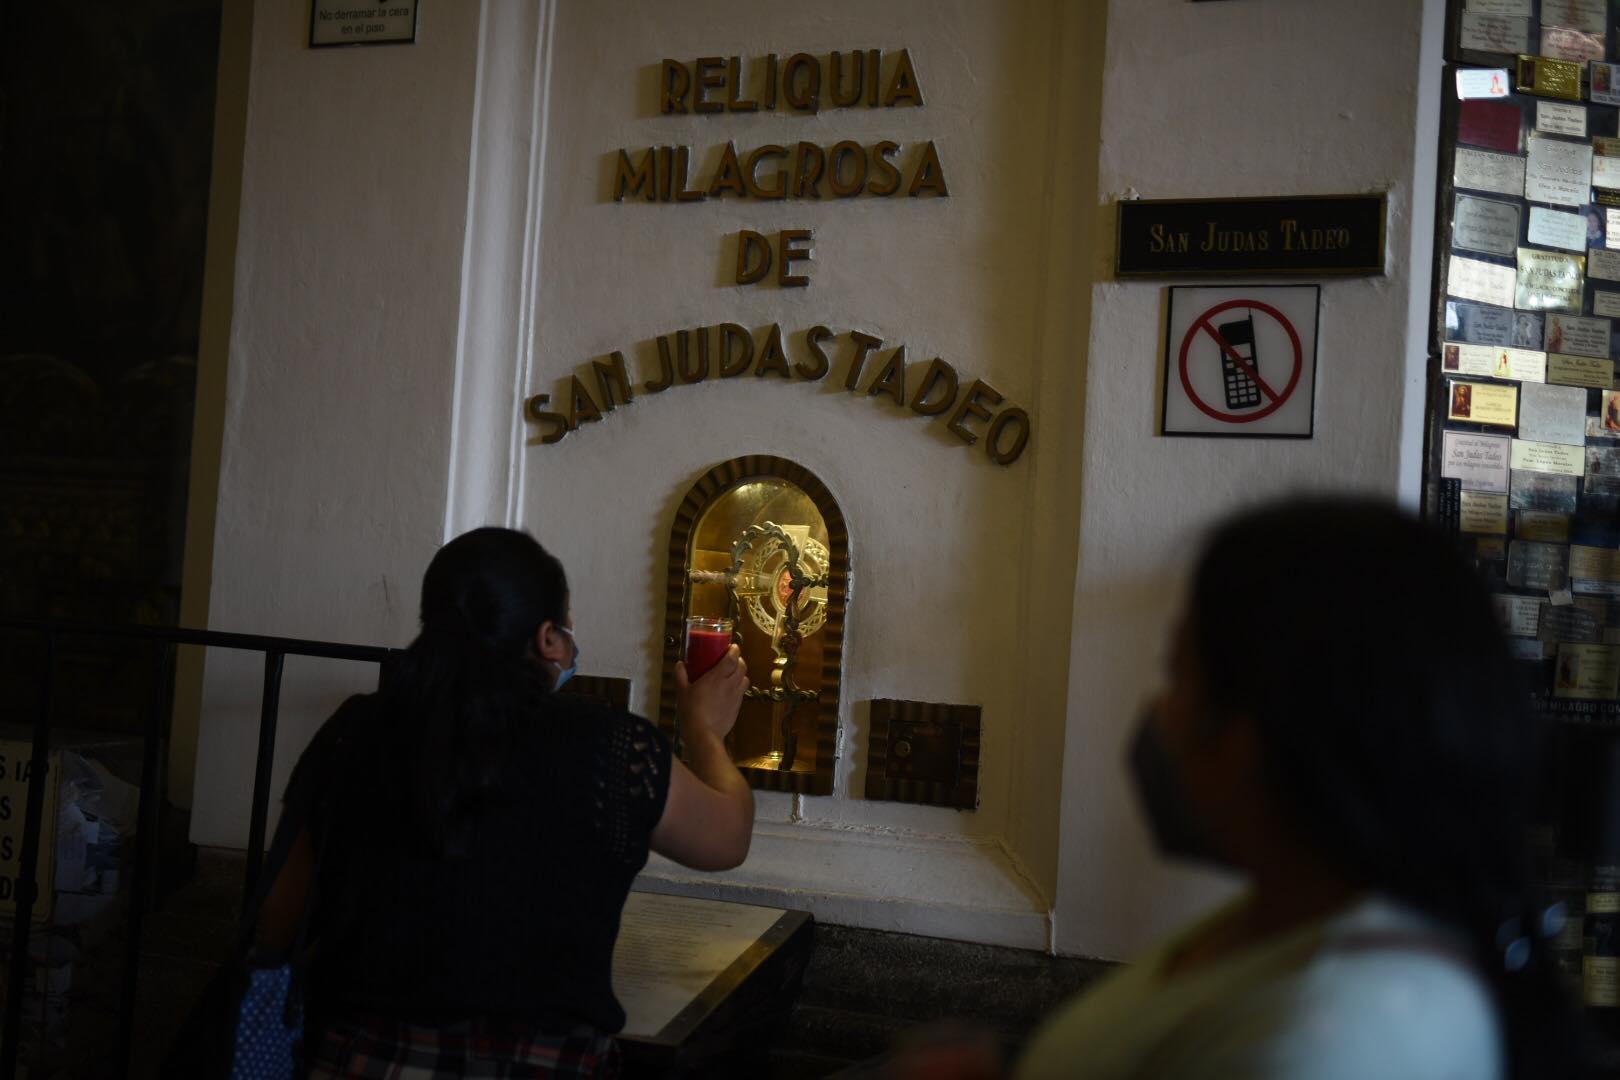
[0, 741, 59, 922]
[1160, 284, 1321, 438]
[309, 0, 419, 47]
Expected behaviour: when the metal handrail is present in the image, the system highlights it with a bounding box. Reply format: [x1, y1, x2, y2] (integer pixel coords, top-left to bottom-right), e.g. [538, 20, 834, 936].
[0, 619, 398, 1080]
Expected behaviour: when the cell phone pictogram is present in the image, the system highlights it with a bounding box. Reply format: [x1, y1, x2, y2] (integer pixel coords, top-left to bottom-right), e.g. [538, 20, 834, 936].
[1216, 313, 1261, 410]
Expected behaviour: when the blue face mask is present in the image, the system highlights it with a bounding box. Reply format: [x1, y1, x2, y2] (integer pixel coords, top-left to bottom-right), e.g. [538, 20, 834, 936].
[551, 624, 579, 691]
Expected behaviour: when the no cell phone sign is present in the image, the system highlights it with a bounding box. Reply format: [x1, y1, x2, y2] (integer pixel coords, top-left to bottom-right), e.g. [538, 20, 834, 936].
[1161, 285, 1320, 438]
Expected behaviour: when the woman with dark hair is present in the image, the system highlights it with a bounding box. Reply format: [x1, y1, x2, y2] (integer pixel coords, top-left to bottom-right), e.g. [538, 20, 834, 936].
[1017, 498, 1590, 1079]
[256, 527, 753, 1077]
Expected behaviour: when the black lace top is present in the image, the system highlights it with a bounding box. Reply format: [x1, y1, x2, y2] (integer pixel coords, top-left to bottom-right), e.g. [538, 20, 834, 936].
[284, 692, 673, 1033]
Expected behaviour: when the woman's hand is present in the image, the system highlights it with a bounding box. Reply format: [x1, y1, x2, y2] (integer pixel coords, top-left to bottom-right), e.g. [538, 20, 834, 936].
[675, 645, 748, 742]
[654, 645, 754, 871]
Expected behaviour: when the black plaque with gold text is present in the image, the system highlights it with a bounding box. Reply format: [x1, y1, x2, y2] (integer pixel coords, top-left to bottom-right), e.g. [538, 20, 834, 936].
[1115, 194, 1386, 278]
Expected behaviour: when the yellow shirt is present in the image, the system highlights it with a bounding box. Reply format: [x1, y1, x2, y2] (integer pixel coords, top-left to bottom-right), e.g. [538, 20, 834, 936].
[1016, 896, 1501, 1080]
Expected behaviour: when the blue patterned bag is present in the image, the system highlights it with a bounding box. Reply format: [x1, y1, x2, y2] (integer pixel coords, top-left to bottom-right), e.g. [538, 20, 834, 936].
[230, 963, 305, 1080]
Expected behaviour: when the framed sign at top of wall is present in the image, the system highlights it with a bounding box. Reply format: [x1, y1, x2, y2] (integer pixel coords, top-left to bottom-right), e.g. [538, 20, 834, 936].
[310, 0, 419, 48]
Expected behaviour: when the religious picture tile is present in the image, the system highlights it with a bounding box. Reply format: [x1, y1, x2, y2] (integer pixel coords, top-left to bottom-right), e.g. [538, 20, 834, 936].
[1449, 380, 1519, 426]
[1544, 313, 1611, 357]
[1594, 62, 1620, 106]
[1459, 99, 1523, 152]
[1554, 643, 1620, 700]
[1445, 301, 1543, 347]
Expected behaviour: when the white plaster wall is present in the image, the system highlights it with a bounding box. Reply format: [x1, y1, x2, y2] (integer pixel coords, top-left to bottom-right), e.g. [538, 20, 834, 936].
[510, 0, 1092, 941]
[1051, 0, 1442, 960]
[189, 0, 1093, 946]
[186, 0, 1444, 955]
[189, 2, 482, 847]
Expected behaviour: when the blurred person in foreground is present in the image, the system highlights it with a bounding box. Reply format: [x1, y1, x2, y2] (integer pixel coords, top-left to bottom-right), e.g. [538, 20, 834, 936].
[1012, 498, 1593, 1079]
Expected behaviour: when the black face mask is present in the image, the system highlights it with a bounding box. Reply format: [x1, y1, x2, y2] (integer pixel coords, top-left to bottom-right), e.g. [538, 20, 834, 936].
[1129, 710, 1220, 866]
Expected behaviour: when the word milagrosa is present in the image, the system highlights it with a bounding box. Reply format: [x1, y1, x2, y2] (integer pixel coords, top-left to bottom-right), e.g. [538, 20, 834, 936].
[524, 324, 1032, 466]
[613, 140, 948, 202]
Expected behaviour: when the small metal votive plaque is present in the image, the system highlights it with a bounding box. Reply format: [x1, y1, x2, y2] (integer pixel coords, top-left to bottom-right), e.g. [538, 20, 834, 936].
[865, 699, 981, 810]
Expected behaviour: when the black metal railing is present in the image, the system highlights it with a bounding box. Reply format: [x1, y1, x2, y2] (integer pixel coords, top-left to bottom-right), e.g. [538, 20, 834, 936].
[0, 619, 397, 1080]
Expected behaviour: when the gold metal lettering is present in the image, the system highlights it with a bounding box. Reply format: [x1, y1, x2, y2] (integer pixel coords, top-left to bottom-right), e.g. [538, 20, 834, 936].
[659, 60, 691, 114]
[676, 328, 708, 383]
[719, 323, 754, 377]
[656, 145, 673, 202]
[567, 376, 604, 429]
[778, 229, 813, 287]
[745, 144, 788, 199]
[792, 142, 825, 198]
[708, 142, 747, 198]
[693, 56, 725, 113]
[882, 47, 924, 107]
[986, 407, 1030, 465]
[591, 351, 634, 411]
[726, 56, 758, 111]
[797, 325, 834, 380]
[647, 336, 676, 393]
[868, 140, 901, 196]
[829, 50, 864, 108]
[525, 393, 570, 445]
[909, 357, 959, 415]
[736, 231, 771, 285]
[946, 379, 1003, 444]
[783, 52, 821, 112]
[828, 140, 866, 198]
[845, 331, 883, 391]
[756, 324, 792, 378]
[612, 148, 657, 202]
[908, 141, 949, 198]
[673, 146, 705, 202]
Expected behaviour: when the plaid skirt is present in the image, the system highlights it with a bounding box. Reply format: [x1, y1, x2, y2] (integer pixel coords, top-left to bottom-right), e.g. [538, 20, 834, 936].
[307, 1016, 621, 1079]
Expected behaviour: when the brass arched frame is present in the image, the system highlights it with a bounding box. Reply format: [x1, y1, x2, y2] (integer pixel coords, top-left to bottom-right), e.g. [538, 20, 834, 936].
[658, 455, 849, 796]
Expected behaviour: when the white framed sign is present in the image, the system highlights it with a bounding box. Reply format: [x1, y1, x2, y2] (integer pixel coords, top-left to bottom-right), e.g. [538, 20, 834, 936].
[310, 0, 418, 47]
[0, 742, 59, 922]
[1160, 285, 1321, 438]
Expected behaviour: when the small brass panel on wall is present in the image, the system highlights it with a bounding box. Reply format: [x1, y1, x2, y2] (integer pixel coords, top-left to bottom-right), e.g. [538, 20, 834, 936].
[560, 674, 632, 713]
[864, 699, 980, 810]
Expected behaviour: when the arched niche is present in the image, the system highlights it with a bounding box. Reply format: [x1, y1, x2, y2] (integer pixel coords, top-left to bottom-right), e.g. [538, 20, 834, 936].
[658, 455, 849, 796]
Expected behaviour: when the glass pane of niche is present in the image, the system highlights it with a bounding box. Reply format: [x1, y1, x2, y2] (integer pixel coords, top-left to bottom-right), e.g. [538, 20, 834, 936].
[689, 478, 831, 777]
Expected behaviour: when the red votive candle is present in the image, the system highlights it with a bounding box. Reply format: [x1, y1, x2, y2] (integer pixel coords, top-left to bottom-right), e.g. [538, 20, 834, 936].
[685, 616, 734, 680]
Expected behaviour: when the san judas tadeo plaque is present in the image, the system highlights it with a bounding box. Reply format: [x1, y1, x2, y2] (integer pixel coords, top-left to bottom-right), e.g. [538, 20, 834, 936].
[1115, 194, 1386, 278]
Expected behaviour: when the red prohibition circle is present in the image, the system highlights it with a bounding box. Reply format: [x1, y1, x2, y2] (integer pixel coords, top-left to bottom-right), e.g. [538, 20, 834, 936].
[1177, 299, 1304, 424]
